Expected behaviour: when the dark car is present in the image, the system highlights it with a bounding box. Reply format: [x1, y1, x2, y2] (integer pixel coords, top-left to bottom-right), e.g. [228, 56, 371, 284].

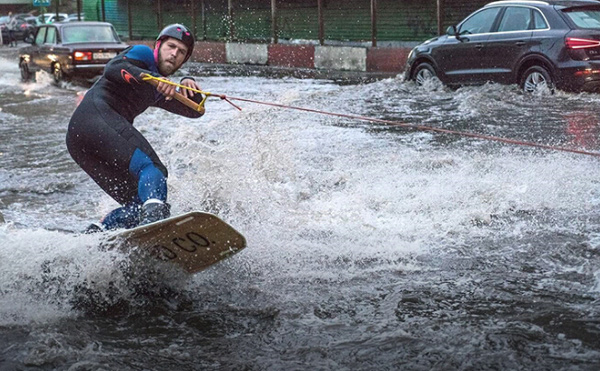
[405, 0, 600, 93]
[24, 16, 42, 28]
[0, 14, 36, 44]
[18, 21, 129, 84]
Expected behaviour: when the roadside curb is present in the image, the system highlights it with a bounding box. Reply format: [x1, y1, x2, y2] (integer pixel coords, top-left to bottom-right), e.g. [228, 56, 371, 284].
[131, 41, 411, 73]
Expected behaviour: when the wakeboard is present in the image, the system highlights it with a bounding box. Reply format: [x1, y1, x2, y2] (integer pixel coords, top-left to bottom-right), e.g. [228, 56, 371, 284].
[105, 212, 246, 274]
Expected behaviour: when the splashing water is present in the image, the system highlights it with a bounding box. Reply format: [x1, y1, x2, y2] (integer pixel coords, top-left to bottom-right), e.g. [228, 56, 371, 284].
[0, 53, 599, 369]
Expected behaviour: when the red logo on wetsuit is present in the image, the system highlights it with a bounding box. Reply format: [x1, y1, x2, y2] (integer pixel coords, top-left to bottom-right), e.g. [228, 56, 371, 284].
[121, 69, 139, 84]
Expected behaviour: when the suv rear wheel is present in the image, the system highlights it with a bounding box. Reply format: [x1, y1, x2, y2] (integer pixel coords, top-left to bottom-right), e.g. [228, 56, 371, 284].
[521, 65, 554, 94]
[412, 62, 439, 86]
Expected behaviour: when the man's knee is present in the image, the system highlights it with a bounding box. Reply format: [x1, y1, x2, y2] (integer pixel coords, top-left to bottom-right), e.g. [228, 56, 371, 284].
[129, 148, 167, 178]
[129, 149, 168, 202]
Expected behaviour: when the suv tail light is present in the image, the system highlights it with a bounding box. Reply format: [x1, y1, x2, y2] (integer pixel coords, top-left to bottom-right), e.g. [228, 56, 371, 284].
[73, 51, 92, 61]
[566, 37, 600, 49]
[574, 68, 600, 76]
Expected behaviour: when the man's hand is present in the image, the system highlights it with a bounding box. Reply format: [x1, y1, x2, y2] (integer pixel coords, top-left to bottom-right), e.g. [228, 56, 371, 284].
[180, 78, 201, 99]
[156, 79, 177, 101]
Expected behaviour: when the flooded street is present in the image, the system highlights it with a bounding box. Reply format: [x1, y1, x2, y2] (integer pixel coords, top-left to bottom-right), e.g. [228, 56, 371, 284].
[1, 47, 600, 370]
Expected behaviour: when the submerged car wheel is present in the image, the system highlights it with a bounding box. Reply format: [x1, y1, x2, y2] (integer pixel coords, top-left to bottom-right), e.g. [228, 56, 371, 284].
[412, 62, 439, 86]
[19, 61, 31, 82]
[521, 66, 554, 94]
[52, 63, 63, 84]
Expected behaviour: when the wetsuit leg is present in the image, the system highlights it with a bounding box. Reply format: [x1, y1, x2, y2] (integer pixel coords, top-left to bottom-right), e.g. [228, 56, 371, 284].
[66, 90, 169, 229]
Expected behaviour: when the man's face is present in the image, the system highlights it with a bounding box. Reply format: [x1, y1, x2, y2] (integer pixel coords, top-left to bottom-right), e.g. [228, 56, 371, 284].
[157, 37, 188, 76]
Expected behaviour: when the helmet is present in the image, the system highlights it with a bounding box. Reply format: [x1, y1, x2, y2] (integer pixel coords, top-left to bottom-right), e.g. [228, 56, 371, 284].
[155, 24, 195, 63]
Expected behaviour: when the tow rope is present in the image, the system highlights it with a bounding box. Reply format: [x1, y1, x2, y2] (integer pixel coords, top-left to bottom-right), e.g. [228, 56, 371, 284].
[142, 73, 600, 158]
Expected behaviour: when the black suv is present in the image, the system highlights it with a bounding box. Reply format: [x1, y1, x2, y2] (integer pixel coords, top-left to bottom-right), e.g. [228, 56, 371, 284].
[406, 0, 600, 92]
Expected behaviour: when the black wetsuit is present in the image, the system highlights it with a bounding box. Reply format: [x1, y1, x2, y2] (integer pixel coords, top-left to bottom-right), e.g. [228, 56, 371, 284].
[66, 45, 203, 229]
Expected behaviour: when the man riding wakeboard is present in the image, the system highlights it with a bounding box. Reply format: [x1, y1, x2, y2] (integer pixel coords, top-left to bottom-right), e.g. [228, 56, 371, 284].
[66, 24, 203, 233]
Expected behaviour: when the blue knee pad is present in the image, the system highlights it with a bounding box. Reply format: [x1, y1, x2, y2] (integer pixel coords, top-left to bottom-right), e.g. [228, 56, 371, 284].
[129, 149, 167, 203]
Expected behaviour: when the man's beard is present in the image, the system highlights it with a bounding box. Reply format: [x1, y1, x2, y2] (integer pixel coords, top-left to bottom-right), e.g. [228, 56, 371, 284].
[158, 57, 180, 76]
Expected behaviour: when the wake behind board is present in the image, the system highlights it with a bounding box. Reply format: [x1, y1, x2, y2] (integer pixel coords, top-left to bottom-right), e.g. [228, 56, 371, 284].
[106, 212, 246, 274]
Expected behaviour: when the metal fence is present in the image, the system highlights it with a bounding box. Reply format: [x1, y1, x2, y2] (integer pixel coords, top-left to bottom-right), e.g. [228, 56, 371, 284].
[83, 0, 489, 44]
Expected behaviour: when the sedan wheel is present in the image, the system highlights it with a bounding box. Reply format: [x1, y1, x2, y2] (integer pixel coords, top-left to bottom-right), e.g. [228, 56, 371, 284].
[52, 63, 63, 84]
[521, 66, 554, 94]
[20, 61, 31, 82]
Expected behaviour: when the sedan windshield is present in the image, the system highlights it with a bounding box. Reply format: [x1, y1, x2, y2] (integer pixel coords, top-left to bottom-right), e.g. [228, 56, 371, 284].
[62, 25, 119, 44]
[564, 8, 600, 29]
[0, 16, 9, 24]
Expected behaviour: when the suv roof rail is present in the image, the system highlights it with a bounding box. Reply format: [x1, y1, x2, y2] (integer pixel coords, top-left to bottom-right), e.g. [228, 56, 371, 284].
[487, 0, 549, 5]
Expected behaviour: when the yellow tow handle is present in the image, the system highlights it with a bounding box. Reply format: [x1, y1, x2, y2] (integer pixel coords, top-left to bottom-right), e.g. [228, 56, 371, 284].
[140, 73, 208, 114]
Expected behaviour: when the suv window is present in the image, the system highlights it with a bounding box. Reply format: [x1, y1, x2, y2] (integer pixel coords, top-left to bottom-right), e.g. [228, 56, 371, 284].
[459, 7, 502, 35]
[564, 8, 600, 29]
[533, 9, 548, 29]
[498, 7, 532, 32]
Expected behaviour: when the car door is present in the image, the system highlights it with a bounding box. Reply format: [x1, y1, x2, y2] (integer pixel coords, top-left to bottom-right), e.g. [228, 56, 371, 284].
[37, 26, 58, 73]
[433, 6, 502, 84]
[485, 6, 535, 84]
[30, 26, 47, 70]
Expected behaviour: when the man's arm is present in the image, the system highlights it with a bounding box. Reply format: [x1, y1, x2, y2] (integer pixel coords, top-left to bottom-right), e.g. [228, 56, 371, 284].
[103, 45, 204, 118]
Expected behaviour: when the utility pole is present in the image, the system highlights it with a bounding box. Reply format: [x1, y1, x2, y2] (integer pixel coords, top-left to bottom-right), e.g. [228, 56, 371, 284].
[158, 0, 163, 31]
[77, 0, 82, 21]
[437, 0, 445, 35]
[271, 0, 278, 44]
[371, 0, 377, 47]
[317, 0, 324, 45]
[228, 0, 235, 41]
[201, 0, 207, 40]
[191, 0, 197, 39]
[127, 0, 133, 40]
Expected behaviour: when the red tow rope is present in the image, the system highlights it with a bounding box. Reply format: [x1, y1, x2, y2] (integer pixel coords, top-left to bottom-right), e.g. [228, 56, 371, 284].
[217, 95, 600, 158]
[144, 73, 599, 158]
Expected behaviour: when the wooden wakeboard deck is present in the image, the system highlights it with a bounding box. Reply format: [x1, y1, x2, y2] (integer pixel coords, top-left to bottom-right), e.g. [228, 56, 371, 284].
[106, 212, 246, 274]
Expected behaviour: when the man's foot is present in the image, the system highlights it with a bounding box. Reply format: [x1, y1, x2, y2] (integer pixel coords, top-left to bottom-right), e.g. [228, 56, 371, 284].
[140, 200, 171, 225]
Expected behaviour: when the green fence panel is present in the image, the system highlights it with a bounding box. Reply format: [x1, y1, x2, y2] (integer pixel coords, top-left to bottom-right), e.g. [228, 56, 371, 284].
[277, 1, 319, 41]
[233, 8, 271, 41]
[81, 0, 494, 43]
